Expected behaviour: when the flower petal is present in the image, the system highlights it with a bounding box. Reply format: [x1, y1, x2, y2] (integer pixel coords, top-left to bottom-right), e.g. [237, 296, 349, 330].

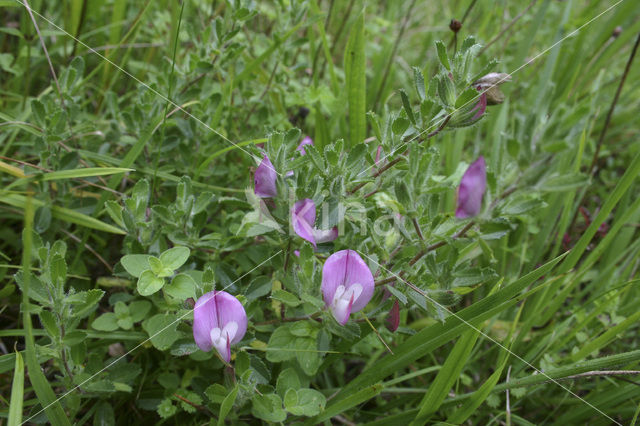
[193, 291, 219, 352]
[386, 300, 400, 332]
[321, 250, 374, 317]
[472, 92, 487, 120]
[212, 291, 247, 345]
[254, 155, 278, 198]
[456, 156, 486, 218]
[292, 199, 317, 247]
[312, 226, 338, 244]
[331, 286, 355, 325]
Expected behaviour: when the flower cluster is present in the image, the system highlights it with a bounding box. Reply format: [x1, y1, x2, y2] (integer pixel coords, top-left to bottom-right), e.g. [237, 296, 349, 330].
[194, 131, 489, 363]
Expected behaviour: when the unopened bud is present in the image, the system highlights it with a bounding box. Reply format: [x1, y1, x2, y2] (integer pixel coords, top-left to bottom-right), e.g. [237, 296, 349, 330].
[449, 19, 462, 33]
[612, 26, 622, 39]
[473, 73, 512, 105]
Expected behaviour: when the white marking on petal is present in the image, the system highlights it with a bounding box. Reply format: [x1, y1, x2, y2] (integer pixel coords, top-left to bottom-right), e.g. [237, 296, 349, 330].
[222, 321, 238, 343]
[330, 284, 362, 324]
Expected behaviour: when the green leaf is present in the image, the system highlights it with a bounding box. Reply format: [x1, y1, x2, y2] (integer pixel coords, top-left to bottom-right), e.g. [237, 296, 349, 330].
[159, 246, 190, 271]
[344, 12, 366, 147]
[218, 385, 238, 426]
[399, 89, 416, 125]
[276, 367, 301, 397]
[73, 289, 105, 319]
[143, 314, 181, 351]
[63, 330, 87, 346]
[413, 66, 426, 101]
[271, 289, 301, 307]
[284, 388, 326, 417]
[120, 254, 151, 278]
[39, 310, 59, 339]
[165, 274, 197, 301]
[129, 300, 152, 322]
[93, 401, 115, 426]
[295, 337, 321, 375]
[266, 325, 296, 362]
[147, 256, 165, 276]
[437, 74, 456, 106]
[435, 40, 451, 71]
[251, 393, 287, 423]
[91, 313, 119, 331]
[137, 270, 165, 296]
[385, 284, 407, 305]
[105, 200, 124, 228]
[8, 350, 24, 426]
[49, 254, 67, 287]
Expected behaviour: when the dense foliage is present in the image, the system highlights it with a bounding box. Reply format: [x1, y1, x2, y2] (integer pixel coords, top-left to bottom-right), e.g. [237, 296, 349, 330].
[1, 0, 640, 424]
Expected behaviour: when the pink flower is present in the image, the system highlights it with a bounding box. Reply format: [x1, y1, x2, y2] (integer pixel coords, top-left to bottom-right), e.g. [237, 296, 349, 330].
[472, 89, 487, 120]
[456, 156, 486, 218]
[193, 291, 247, 363]
[386, 300, 400, 332]
[291, 199, 338, 248]
[321, 250, 374, 325]
[296, 136, 313, 155]
[254, 155, 277, 198]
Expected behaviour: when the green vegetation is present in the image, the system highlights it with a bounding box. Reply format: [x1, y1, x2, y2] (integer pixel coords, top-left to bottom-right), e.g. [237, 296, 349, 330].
[1, 0, 639, 424]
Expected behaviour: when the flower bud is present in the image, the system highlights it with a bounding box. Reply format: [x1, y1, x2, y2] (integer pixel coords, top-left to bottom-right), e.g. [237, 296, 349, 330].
[456, 156, 487, 218]
[474, 73, 511, 105]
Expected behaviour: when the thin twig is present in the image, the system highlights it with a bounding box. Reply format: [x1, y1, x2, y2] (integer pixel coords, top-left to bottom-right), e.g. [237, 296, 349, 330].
[412, 217, 424, 241]
[374, 220, 476, 287]
[22, 0, 66, 112]
[372, 0, 418, 111]
[61, 230, 113, 273]
[362, 314, 393, 355]
[568, 31, 640, 234]
[448, 0, 479, 49]
[588, 31, 640, 175]
[172, 393, 214, 415]
[478, 0, 537, 56]
[245, 61, 279, 124]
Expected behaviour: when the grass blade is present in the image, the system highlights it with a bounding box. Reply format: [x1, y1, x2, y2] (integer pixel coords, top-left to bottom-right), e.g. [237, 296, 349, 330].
[0, 194, 126, 234]
[8, 350, 24, 426]
[38, 167, 132, 181]
[411, 329, 480, 424]
[344, 12, 366, 147]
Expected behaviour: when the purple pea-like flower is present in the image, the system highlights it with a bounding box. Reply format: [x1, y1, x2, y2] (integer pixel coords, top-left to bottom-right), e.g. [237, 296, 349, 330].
[296, 136, 313, 155]
[321, 250, 374, 325]
[386, 300, 400, 332]
[456, 156, 487, 219]
[254, 155, 277, 198]
[291, 198, 338, 248]
[472, 90, 487, 121]
[193, 290, 247, 363]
